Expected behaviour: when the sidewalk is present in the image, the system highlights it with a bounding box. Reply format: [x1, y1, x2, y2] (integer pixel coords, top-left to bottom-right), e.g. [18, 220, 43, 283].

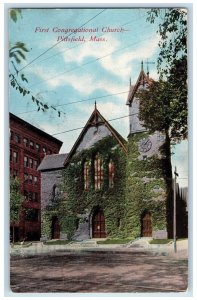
[10, 239, 188, 259]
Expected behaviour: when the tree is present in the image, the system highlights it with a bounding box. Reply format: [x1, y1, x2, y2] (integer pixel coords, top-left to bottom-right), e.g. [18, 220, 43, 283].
[9, 9, 64, 117]
[138, 8, 187, 143]
[10, 177, 23, 243]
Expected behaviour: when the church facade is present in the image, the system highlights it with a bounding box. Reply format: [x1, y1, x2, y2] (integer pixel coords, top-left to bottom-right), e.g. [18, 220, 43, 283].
[38, 66, 186, 241]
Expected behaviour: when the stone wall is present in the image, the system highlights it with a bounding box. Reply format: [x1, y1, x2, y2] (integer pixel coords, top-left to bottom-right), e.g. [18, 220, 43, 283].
[41, 169, 64, 210]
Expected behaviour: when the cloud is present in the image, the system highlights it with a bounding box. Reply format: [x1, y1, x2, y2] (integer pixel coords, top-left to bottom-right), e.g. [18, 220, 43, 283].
[29, 64, 127, 97]
[61, 33, 160, 79]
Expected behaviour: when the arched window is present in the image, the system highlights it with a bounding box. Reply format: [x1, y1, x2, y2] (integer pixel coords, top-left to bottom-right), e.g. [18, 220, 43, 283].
[94, 154, 103, 190]
[52, 184, 58, 199]
[84, 161, 90, 190]
[109, 159, 115, 188]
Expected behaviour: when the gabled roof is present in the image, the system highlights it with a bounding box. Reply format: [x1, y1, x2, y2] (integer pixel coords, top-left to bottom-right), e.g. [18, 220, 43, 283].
[64, 105, 127, 165]
[126, 67, 153, 106]
[38, 153, 68, 171]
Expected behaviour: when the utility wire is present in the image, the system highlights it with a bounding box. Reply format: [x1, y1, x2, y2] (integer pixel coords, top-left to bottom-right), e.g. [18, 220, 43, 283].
[29, 33, 155, 89]
[38, 13, 147, 65]
[14, 9, 106, 75]
[18, 90, 130, 115]
[52, 113, 137, 136]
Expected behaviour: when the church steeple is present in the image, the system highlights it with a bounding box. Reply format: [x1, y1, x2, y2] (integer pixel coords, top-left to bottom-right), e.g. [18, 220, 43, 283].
[141, 60, 144, 71]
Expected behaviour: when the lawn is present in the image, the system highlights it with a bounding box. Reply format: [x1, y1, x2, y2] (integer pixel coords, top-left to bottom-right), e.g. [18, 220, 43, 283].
[97, 238, 134, 245]
[149, 239, 173, 244]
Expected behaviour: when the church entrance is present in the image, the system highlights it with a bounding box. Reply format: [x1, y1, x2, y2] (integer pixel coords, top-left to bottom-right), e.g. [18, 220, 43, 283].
[141, 211, 152, 237]
[51, 216, 60, 239]
[92, 208, 106, 238]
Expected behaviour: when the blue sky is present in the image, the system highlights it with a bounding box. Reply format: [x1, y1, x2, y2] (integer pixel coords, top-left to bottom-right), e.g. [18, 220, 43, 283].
[9, 8, 188, 187]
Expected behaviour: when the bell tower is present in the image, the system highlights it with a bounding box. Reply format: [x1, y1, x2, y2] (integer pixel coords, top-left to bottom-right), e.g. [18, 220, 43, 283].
[126, 61, 151, 134]
[124, 63, 173, 239]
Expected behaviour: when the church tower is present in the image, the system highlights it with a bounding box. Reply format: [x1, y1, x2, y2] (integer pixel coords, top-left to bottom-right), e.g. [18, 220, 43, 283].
[124, 62, 173, 239]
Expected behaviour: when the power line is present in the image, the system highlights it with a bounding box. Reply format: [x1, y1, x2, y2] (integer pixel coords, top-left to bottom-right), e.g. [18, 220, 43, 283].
[37, 13, 147, 65]
[14, 9, 106, 75]
[18, 90, 130, 115]
[29, 33, 155, 89]
[52, 113, 137, 136]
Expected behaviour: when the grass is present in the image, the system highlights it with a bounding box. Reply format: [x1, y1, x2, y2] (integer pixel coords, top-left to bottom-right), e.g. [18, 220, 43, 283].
[97, 238, 134, 245]
[149, 239, 173, 244]
[43, 240, 72, 245]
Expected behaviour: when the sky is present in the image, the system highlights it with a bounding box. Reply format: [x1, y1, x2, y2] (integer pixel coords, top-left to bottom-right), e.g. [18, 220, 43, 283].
[8, 7, 188, 187]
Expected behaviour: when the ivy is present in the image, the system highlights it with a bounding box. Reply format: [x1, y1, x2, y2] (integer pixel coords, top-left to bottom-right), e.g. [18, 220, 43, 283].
[42, 136, 127, 240]
[41, 133, 174, 240]
[123, 133, 173, 238]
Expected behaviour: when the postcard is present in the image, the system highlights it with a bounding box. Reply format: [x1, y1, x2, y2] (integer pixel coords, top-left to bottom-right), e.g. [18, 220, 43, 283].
[8, 6, 189, 294]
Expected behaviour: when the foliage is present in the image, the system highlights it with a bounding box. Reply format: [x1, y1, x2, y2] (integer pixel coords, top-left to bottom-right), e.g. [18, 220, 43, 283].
[9, 10, 63, 117]
[9, 9, 22, 22]
[123, 133, 172, 238]
[41, 136, 127, 240]
[10, 177, 24, 243]
[138, 9, 188, 142]
[138, 73, 187, 142]
[147, 8, 187, 75]
[10, 177, 23, 223]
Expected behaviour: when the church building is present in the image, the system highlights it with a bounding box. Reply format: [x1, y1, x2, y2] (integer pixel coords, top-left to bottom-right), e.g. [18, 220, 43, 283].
[38, 65, 186, 241]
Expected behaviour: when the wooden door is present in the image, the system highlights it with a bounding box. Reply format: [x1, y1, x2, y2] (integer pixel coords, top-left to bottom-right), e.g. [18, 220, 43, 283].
[92, 209, 106, 238]
[141, 212, 152, 237]
[51, 216, 60, 239]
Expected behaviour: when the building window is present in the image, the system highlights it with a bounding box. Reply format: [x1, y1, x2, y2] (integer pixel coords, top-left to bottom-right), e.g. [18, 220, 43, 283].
[29, 141, 34, 149]
[23, 137, 29, 147]
[35, 143, 40, 152]
[33, 192, 38, 202]
[24, 190, 28, 201]
[29, 158, 33, 169]
[33, 160, 38, 170]
[13, 169, 18, 179]
[94, 154, 103, 190]
[34, 176, 38, 185]
[52, 184, 58, 199]
[24, 156, 28, 167]
[84, 161, 90, 190]
[13, 151, 18, 163]
[109, 159, 115, 188]
[25, 208, 39, 221]
[42, 146, 46, 153]
[29, 174, 33, 184]
[10, 131, 13, 140]
[24, 173, 28, 182]
[14, 134, 20, 143]
[28, 191, 33, 201]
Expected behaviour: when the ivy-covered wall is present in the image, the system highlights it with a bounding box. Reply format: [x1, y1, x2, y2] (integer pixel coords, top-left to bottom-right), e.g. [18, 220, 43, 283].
[41, 132, 176, 240]
[42, 136, 127, 240]
[123, 132, 173, 239]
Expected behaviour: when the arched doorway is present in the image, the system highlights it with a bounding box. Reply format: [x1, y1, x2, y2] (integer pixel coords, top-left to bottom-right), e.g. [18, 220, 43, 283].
[92, 208, 106, 238]
[141, 211, 152, 237]
[51, 216, 60, 239]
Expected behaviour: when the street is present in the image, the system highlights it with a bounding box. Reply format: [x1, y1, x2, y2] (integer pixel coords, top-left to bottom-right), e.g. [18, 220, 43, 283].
[10, 249, 188, 293]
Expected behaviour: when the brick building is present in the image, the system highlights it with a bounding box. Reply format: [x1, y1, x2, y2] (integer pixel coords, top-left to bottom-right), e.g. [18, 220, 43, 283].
[9, 113, 62, 241]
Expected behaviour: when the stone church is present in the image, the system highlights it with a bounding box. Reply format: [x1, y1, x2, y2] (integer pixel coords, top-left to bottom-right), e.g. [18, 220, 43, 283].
[38, 65, 187, 241]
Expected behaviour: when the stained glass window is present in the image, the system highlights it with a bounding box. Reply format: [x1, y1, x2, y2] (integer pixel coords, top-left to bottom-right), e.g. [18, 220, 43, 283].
[94, 154, 103, 190]
[84, 161, 90, 190]
[109, 159, 115, 188]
